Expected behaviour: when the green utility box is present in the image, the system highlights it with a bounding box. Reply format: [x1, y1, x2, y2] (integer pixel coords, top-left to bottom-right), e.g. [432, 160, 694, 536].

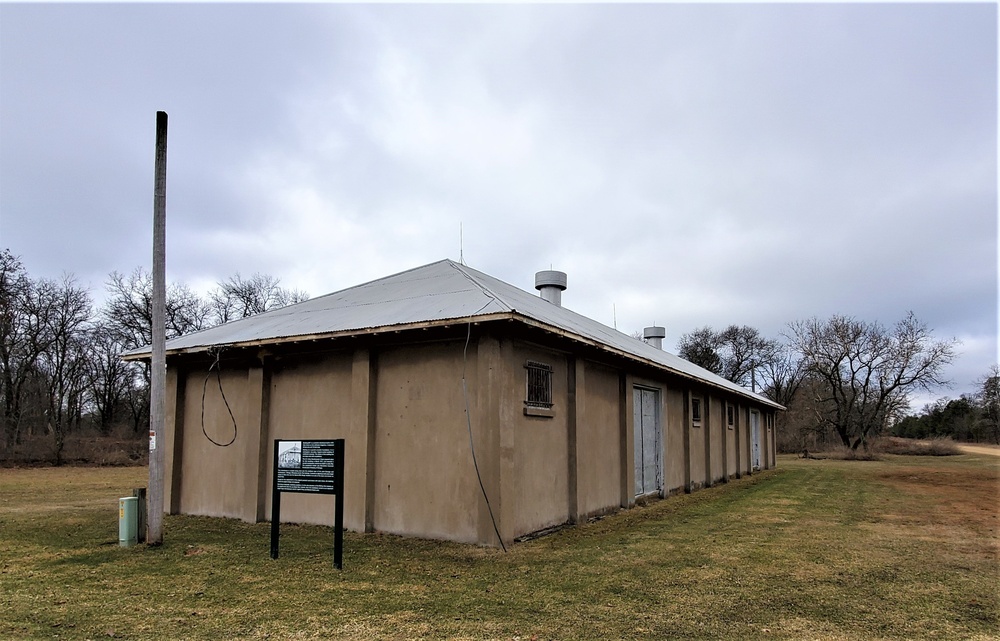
[119, 496, 138, 547]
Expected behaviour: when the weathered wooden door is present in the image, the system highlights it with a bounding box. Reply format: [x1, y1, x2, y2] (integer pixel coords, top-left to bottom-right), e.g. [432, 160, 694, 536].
[750, 410, 762, 471]
[633, 387, 661, 496]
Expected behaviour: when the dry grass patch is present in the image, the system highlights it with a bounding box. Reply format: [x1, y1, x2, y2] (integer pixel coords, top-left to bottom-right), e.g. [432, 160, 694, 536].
[878, 436, 963, 456]
[876, 463, 999, 531]
[1, 459, 997, 640]
[799, 436, 966, 461]
[872, 461, 999, 565]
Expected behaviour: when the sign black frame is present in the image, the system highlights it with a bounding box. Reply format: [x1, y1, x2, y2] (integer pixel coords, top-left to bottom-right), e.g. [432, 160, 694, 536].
[270, 438, 345, 568]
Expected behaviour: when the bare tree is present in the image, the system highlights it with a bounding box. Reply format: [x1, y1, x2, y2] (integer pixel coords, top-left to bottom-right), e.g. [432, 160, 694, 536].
[207, 272, 308, 325]
[35, 275, 92, 464]
[103, 268, 209, 352]
[0, 250, 57, 450]
[0, 256, 313, 462]
[101, 268, 209, 432]
[677, 326, 723, 375]
[973, 364, 1000, 444]
[83, 321, 133, 434]
[677, 324, 783, 392]
[758, 348, 804, 409]
[715, 325, 782, 392]
[789, 312, 957, 450]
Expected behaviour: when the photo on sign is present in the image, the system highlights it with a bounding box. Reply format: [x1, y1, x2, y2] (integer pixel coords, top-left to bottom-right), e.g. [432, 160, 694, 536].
[277, 441, 302, 469]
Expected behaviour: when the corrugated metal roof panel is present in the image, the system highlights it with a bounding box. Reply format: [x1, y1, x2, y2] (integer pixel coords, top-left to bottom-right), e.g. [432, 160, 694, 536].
[126, 259, 782, 409]
[137, 260, 510, 352]
[449, 262, 782, 409]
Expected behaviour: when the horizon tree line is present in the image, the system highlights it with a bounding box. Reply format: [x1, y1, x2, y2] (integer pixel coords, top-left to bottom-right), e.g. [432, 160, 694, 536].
[0, 249, 307, 464]
[671, 320, 997, 449]
[2, 247, 994, 464]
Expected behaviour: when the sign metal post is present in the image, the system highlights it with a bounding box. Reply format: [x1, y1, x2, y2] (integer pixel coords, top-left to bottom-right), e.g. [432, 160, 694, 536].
[270, 438, 345, 568]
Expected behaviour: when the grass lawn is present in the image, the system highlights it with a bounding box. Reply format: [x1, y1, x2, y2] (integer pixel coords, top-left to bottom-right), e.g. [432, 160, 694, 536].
[1, 453, 997, 640]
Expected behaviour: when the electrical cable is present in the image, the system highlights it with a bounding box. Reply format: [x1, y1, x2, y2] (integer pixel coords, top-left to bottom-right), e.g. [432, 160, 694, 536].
[462, 319, 507, 553]
[201, 348, 238, 447]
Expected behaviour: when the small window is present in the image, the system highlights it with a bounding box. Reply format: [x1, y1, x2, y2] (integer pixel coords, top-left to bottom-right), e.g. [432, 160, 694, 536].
[691, 396, 702, 425]
[727, 404, 735, 429]
[525, 361, 553, 409]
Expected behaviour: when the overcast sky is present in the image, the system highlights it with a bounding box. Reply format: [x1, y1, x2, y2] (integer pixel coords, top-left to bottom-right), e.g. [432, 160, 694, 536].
[1, 3, 996, 407]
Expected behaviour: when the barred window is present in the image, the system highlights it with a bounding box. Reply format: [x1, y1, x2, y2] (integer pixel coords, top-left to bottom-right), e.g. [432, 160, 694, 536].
[691, 396, 702, 424]
[525, 361, 553, 408]
[727, 404, 735, 428]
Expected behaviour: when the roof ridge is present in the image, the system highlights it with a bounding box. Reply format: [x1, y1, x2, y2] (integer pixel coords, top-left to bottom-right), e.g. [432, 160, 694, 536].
[237, 259, 460, 319]
[304, 258, 455, 303]
[447, 261, 514, 313]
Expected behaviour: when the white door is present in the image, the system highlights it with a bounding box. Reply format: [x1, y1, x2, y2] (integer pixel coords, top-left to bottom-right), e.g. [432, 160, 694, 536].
[750, 410, 762, 471]
[633, 387, 661, 496]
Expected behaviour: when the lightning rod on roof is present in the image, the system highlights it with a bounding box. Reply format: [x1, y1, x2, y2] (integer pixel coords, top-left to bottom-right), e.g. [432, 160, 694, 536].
[460, 222, 465, 265]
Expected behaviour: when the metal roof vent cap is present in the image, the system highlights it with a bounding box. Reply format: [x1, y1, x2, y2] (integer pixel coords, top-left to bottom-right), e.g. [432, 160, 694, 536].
[535, 270, 567, 306]
[643, 325, 666, 350]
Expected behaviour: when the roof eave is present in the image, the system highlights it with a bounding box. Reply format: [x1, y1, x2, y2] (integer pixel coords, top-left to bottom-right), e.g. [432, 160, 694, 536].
[510, 313, 786, 411]
[120, 311, 518, 361]
[122, 309, 784, 411]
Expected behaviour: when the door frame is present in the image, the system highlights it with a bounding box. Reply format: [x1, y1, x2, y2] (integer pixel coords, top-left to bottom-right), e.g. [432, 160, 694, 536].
[633, 385, 663, 497]
[750, 409, 762, 471]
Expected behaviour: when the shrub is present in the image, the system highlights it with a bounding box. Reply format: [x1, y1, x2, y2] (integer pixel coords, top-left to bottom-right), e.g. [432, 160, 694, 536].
[799, 437, 962, 461]
[876, 436, 961, 457]
[828, 444, 881, 461]
[799, 444, 880, 461]
[0, 430, 147, 467]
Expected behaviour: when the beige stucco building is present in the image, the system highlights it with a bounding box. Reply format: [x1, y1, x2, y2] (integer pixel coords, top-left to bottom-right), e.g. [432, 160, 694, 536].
[127, 260, 781, 547]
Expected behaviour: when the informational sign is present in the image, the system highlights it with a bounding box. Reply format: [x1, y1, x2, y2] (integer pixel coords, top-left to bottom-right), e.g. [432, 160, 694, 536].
[276, 440, 338, 493]
[270, 439, 345, 568]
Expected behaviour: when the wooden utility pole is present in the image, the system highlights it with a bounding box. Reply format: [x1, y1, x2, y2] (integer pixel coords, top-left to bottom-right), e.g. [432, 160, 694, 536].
[148, 111, 168, 545]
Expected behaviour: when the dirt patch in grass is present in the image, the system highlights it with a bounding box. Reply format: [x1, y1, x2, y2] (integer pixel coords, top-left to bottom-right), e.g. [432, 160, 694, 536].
[876, 465, 999, 532]
[958, 443, 1000, 457]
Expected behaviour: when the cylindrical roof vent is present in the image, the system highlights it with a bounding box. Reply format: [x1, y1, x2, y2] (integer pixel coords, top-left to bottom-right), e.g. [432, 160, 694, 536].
[535, 270, 567, 306]
[643, 325, 666, 350]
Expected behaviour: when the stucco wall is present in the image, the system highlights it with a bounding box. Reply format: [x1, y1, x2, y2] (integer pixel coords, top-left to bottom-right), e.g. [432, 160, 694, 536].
[177, 368, 253, 520]
[372, 342, 482, 543]
[265, 353, 355, 529]
[163, 368, 181, 513]
[688, 391, 706, 490]
[576, 361, 623, 516]
[741, 406, 753, 475]
[507, 343, 569, 538]
[165, 325, 780, 547]
[663, 387, 686, 494]
[709, 396, 725, 484]
[722, 401, 738, 478]
[766, 412, 776, 468]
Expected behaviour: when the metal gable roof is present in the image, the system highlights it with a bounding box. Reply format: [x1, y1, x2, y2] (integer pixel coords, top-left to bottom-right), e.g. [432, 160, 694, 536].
[449, 262, 783, 409]
[125, 259, 782, 409]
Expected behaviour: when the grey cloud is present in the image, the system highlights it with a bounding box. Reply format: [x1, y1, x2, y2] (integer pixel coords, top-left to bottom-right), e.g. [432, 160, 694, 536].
[1, 3, 994, 401]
